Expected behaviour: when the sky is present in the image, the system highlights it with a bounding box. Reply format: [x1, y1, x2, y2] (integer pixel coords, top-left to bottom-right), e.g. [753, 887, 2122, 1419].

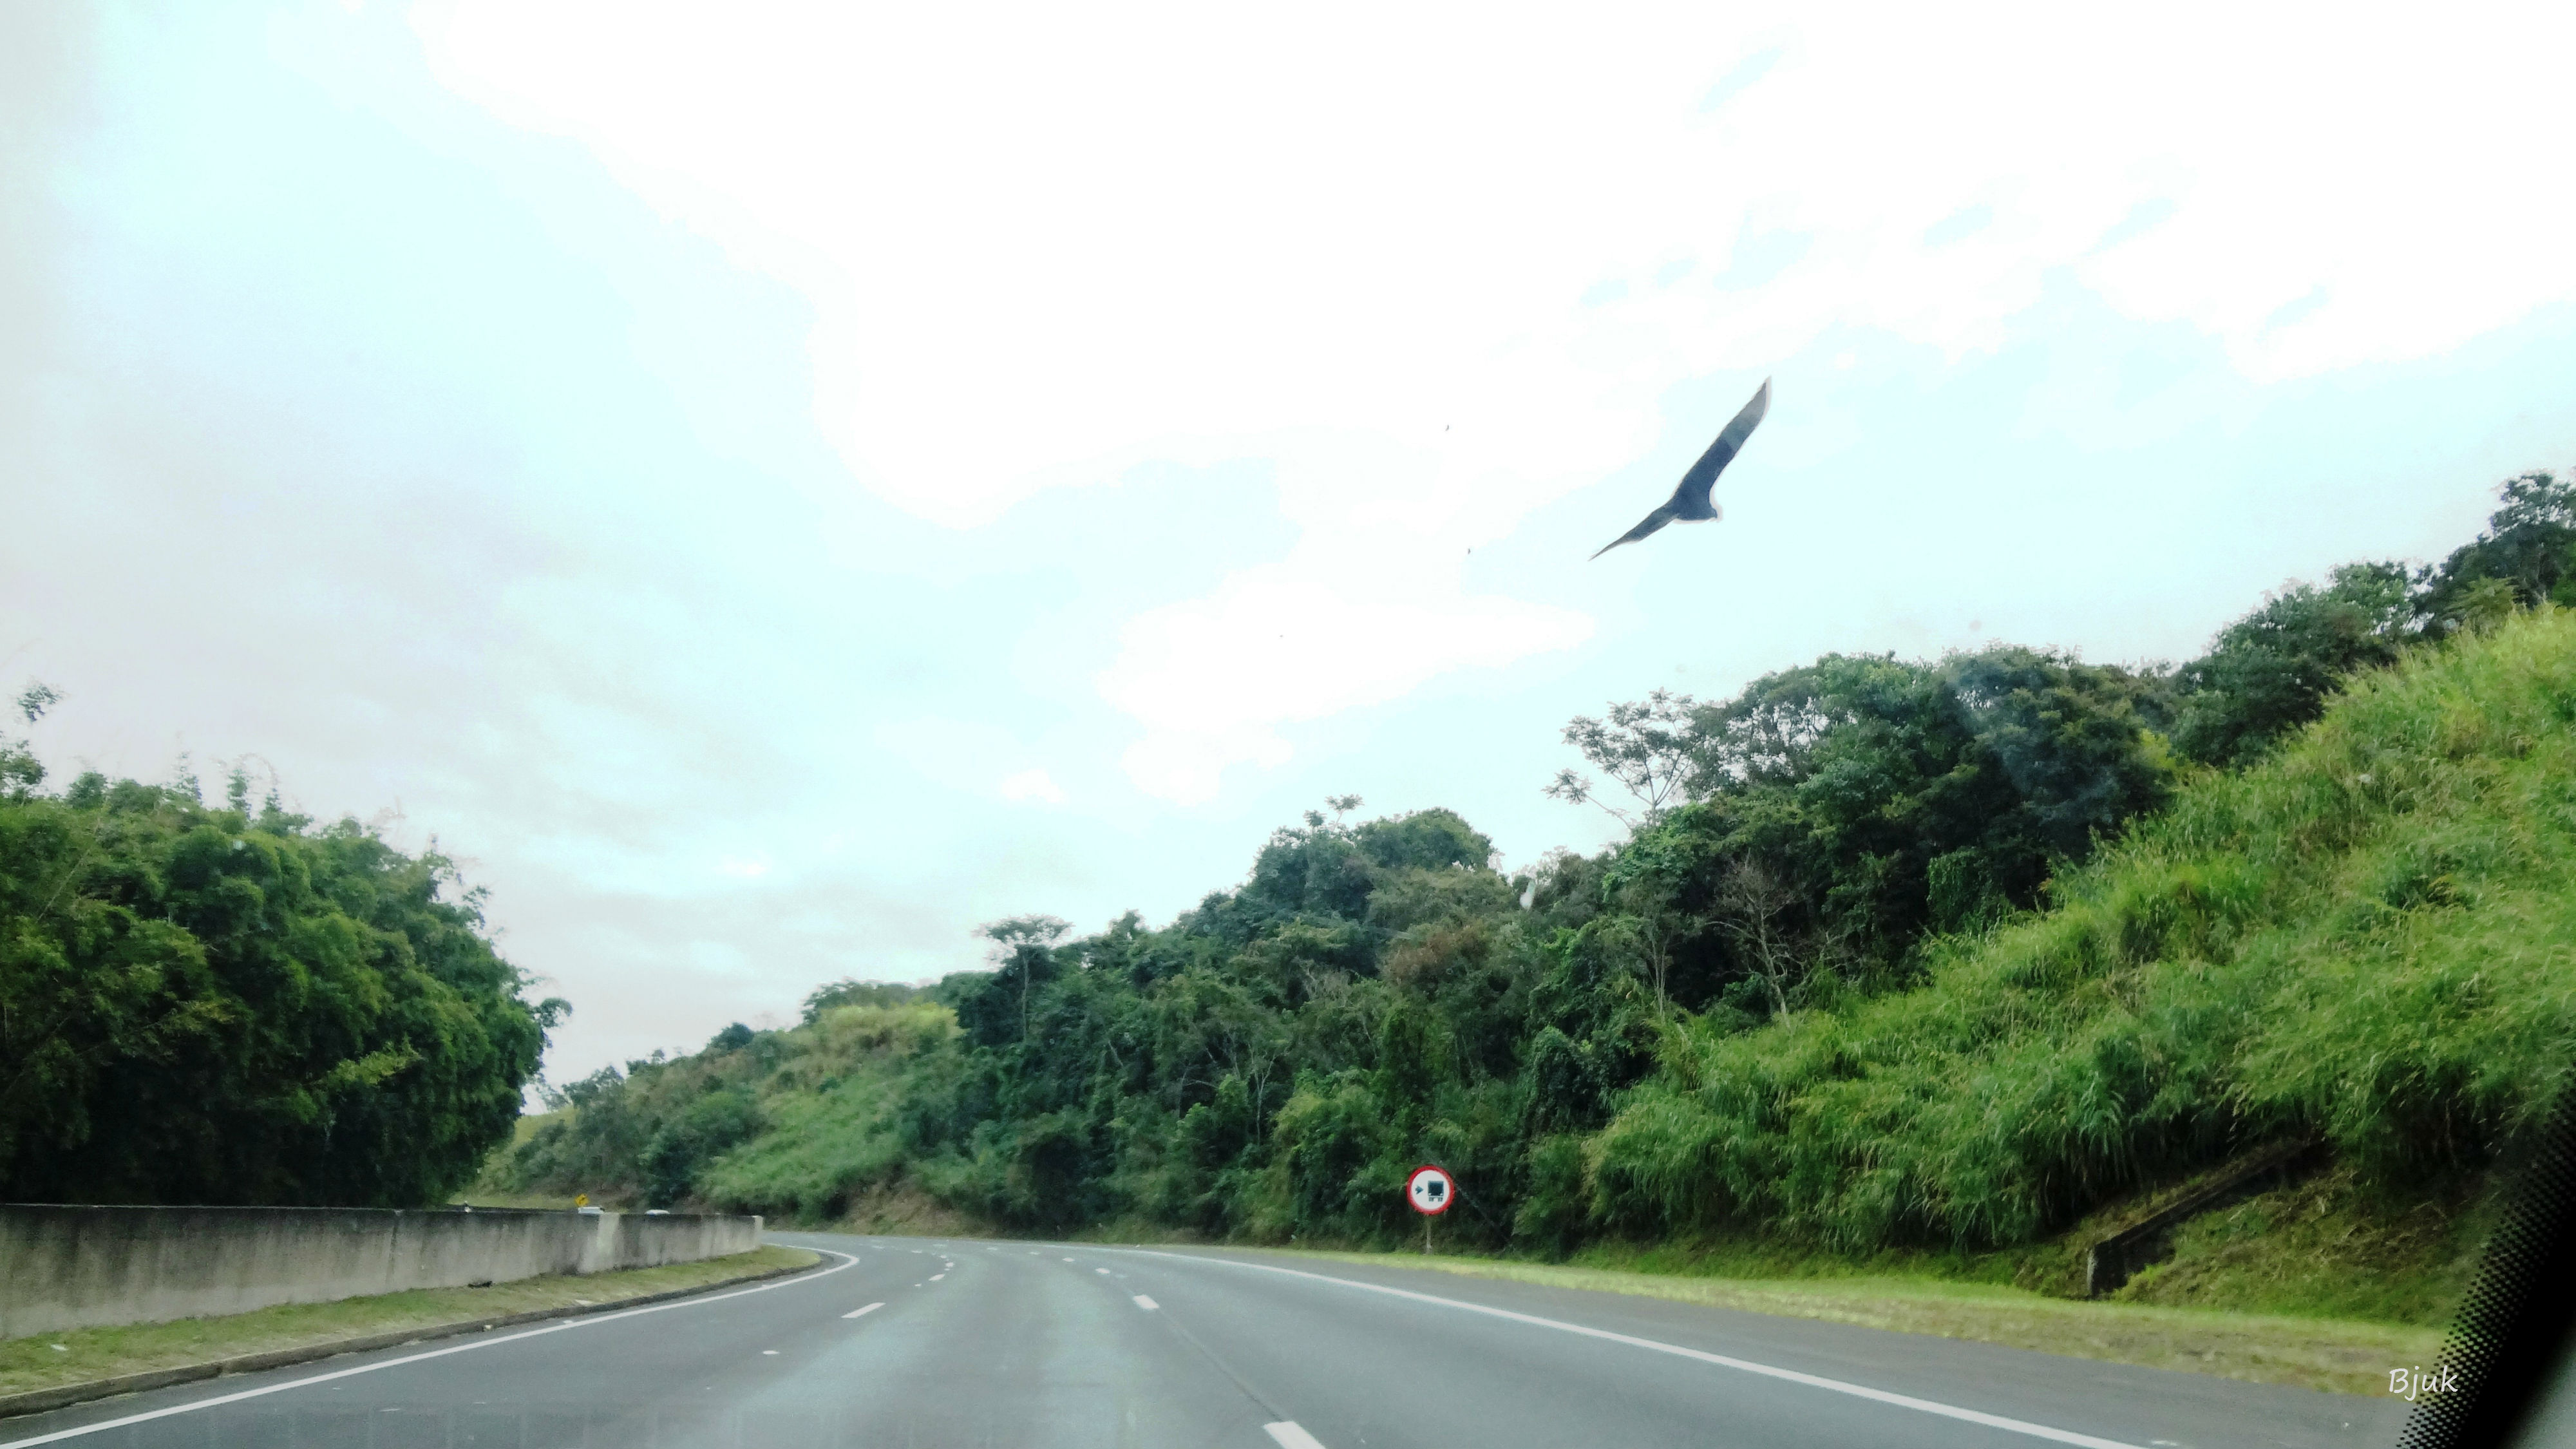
[6, 0, 2573, 1084]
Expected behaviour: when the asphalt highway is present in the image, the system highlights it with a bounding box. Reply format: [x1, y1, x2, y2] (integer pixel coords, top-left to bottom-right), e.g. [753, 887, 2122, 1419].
[1, 1232, 2409, 1448]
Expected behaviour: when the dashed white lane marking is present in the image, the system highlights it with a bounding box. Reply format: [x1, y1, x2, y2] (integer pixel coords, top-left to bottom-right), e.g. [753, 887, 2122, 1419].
[0, 1250, 864, 1449]
[1094, 1268, 1110, 1276]
[761, 1350, 779, 1356]
[1125, 1252, 2149, 1449]
[1265, 1423, 1329, 1449]
[1132, 1295, 1159, 1311]
[1061, 1256, 1075, 1263]
[929, 1274, 945, 1281]
[843, 1303, 884, 1319]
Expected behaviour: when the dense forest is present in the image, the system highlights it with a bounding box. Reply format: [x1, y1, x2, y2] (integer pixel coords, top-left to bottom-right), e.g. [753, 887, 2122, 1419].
[0, 721, 562, 1207]
[500, 474, 2576, 1274]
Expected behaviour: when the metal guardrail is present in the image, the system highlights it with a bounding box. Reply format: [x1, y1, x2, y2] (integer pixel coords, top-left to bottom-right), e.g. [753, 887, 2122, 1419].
[2083, 1139, 2323, 1297]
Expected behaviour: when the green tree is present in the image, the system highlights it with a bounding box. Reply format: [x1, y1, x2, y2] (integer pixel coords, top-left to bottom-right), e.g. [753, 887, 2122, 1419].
[2170, 562, 2415, 767]
[2420, 469, 2576, 621]
[1545, 688, 1700, 828]
[799, 978, 922, 1024]
[1, 685, 63, 800]
[952, 915, 1069, 1047]
[1663, 646, 2174, 971]
[1, 768, 562, 1206]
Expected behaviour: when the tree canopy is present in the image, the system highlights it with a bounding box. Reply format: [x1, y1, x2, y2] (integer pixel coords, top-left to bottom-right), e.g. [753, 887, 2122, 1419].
[1, 716, 562, 1207]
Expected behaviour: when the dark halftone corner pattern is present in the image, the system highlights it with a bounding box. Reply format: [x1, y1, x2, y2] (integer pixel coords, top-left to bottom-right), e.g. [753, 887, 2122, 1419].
[2397, 1078, 2576, 1449]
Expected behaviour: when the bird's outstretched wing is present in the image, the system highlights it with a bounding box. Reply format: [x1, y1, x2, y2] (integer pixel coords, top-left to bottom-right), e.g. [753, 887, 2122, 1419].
[1588, 375, 1771, 560]
[1590, 502, 1680, 560]
[1668, 377, 1771, 516]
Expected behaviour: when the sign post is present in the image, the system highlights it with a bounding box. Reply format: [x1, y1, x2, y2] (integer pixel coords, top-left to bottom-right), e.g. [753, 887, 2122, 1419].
[1405, 1164, 1455, 1255]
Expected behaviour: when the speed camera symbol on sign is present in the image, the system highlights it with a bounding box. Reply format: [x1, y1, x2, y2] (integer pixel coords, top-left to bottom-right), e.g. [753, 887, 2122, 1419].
[1406, 1164, 1455, 1216]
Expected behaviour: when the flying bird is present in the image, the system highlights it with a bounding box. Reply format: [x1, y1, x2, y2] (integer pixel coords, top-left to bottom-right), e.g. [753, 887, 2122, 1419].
[1590, 377, 1771, 560]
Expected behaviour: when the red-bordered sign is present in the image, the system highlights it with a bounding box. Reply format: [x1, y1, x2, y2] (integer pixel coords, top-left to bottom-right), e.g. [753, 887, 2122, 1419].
[1405, 1164, 1456, 1217]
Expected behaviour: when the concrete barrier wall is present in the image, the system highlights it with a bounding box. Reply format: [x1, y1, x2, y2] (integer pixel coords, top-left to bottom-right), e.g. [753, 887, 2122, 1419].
[0, 1204, 763, 1339]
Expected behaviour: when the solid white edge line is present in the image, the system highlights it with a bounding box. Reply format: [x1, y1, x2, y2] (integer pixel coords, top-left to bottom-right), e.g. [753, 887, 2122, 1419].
[0, 1249, 862, 1449]
[1121, 1251, 2147, 1449]
[1264, 1422, 1329, 1449]
[1132, 1295, 1159, 1311]
[842, 1302, 884, 1319]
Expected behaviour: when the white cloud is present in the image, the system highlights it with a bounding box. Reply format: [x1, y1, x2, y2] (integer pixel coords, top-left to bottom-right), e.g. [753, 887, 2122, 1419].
[716, 857, 770, 878]
[997, 768, 1067, 805]
[1093, 429, 1600, 799]
[1099, 560, 1593, 804]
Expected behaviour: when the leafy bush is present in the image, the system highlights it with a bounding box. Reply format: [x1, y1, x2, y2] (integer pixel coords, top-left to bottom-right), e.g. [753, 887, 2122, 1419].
[0, 761, 558, 1206]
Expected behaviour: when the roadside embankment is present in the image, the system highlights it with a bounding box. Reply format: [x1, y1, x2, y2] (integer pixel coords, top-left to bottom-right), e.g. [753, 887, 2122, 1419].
[0, 1244, 821, 1419]
[0, 1203, 762, 1339]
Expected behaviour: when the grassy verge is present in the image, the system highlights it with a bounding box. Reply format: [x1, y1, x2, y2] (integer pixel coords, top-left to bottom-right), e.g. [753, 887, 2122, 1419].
[0, 1245, 819, 1399]
[831, 1182, 987, 1237]
[1260, 1247, 2436, 1396]
[446, 1190, 591, 1210]
[1514, 1161, 2489, 1320]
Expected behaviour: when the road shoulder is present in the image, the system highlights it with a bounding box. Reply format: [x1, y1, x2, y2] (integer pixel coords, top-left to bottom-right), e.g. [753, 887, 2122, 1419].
[1195, 1247, 2433, 1397]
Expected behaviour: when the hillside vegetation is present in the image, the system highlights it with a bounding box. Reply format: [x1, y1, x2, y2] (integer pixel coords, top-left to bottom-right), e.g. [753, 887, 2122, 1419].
[1587, 604, 2576, 1249]
[492, 473, 2575, 1321]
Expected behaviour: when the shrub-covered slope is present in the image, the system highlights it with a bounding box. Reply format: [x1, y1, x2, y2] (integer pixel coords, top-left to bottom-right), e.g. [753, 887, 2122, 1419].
[1591, 607, 2576, 1251]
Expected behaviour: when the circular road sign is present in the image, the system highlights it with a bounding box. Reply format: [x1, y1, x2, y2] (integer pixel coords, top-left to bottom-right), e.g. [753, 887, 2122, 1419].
[1406, 1164, 1456, 1217]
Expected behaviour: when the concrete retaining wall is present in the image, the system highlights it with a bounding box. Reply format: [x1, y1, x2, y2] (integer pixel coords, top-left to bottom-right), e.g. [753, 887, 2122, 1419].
[0, 1204, 763, 1339]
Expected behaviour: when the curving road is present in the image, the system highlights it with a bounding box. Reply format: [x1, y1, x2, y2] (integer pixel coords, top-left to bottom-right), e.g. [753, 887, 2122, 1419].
[1, 1233, 2406, 1448]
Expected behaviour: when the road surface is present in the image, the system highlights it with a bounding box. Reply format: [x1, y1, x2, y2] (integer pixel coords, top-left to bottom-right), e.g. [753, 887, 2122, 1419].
[1, 1232, 2408, 1448]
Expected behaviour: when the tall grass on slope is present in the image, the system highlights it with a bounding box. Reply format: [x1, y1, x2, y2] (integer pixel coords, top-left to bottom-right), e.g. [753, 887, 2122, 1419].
[1592, 608, 2576, 1251]
[689, 1003, 951, 1221]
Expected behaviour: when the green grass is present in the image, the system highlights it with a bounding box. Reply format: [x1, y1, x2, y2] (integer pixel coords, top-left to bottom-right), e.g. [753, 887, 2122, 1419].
[1549, 1160, 2490, 1318]
[1591, 607, 2576, 1253]
[449, 1189, 587, 1210]
[0, 1245, 819, 1399]
[2113, 1165, 2495, 1324]
[1258, 1247, 2439, 1396]
[698, 1080, 908, 1221]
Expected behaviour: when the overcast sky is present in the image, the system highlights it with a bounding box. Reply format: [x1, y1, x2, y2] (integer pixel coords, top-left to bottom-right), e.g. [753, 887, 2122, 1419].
[6, 1, 2572, 1083]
